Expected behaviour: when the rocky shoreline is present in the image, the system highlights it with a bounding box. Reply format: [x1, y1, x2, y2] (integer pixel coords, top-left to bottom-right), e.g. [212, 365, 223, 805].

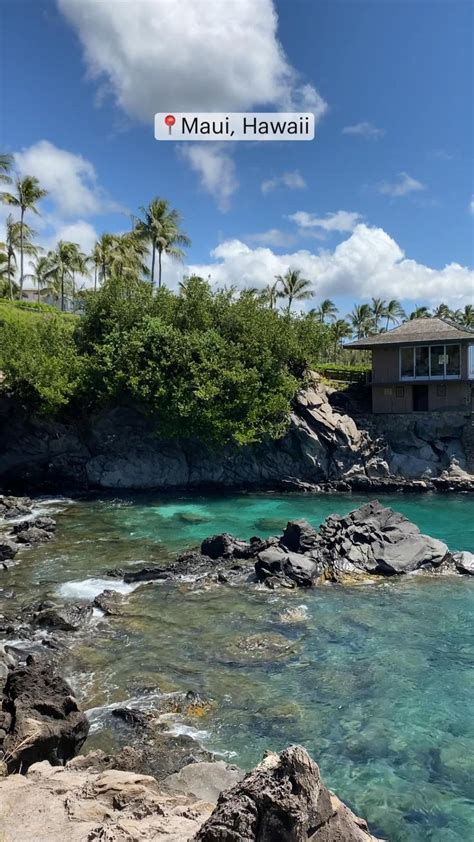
[0, 641, 384, 839]
[1, 378, 473, 494]
[1, 494, 473, 839]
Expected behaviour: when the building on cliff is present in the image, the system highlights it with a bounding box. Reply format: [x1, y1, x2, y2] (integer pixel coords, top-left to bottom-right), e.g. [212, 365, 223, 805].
[346, 317, 474, 414]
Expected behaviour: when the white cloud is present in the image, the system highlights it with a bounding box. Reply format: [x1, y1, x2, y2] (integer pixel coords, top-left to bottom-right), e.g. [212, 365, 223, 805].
[58, 0, 327, 120]
[469, 196, 474, 215]
[378, 172, 425, 198]
[188, 224, 474, 308]
[244, 229, 297, 248]
[57, 0, 327, 208]
[261, 170, 306, 194]
[179, 144, 238, 211]
[342, 122, 385, 139]
[14, 140, 122, 217]
[288, 210, 362, 233]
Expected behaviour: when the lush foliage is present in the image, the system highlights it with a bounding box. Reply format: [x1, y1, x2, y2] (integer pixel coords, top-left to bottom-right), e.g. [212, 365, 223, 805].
[0, 303, 82, 412]
[1, 278, 331, 444]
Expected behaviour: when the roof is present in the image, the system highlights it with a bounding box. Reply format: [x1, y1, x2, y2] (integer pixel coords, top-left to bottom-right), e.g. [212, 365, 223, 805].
[345, 317, 474, 349]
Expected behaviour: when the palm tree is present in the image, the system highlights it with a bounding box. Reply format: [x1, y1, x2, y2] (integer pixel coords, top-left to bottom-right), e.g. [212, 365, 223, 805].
[330, 319, 352, 360]
[275, 268, 313, 314]
[347, 303, 374, 339]
[409, 306, 431, 320]
[25, 255, 51, 302]
[0, 153, 13, 184]
[311, 299, 338, 323]
[90, 233, 115, 290]
[108, 233, 149, 284]
[3, 214, 39, 300]
[383, 299, 406, 330]
[262, 281, 280, 310]
[44, 241, 81, 311]
[1, 175, 47, 295]
[370, 297, 387, 332]
[134, 198, 190, 288]
[432, 303, 452, 320]
[454, 304, 474, 328]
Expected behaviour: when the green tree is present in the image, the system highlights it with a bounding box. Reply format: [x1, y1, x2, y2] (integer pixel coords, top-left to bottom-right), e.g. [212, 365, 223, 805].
[134, 198, 190, 287]
[311, 299, 338, 323]
[3, 214, 39, 300]
[383, 299, 406, 330]
[1, 175, 47, 295]
[262, 281, 281, 310]
[0, 153, 13, 184]
[453, 304, 474, 328]
[409, 306, 431, 320]
[25, 255, 51, 302]
[432, 303, 452, 319]
[370, 297, 387, 332]
[347, 303, 374, 338]
[275, 269, 313, 314]
[44, 241, 82, 311]
[330, 319, 352, 360]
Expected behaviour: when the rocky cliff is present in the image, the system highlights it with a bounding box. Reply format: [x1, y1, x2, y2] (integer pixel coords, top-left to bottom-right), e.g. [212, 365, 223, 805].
[0, 377, 471, 492]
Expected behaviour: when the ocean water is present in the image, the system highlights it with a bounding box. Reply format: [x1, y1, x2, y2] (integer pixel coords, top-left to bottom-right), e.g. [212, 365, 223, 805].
[1, 491, 473, 841]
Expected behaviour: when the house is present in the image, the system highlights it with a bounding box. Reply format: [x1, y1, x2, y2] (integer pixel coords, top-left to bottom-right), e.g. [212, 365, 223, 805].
[346, 317, 474, 413]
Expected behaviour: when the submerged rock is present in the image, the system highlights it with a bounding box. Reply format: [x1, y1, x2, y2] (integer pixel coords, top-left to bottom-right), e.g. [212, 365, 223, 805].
[0, 537, 18, 564]
[1, 656, 89, 773]
[195, 745, 384, 841]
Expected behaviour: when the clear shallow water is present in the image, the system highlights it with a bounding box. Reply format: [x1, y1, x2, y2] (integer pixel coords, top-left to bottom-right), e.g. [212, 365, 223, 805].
[1, 491, 473, 841]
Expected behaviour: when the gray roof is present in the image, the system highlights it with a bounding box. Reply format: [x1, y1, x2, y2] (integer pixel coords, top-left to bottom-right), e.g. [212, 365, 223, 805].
[345, 317, 474, 349]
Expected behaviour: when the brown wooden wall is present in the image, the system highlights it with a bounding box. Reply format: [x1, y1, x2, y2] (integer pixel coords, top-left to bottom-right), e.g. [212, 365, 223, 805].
[372, 381, 471, 413]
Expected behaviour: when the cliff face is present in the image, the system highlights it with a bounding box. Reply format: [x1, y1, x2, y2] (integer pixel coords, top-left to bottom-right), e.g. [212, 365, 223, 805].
[0, 379, 471, 492]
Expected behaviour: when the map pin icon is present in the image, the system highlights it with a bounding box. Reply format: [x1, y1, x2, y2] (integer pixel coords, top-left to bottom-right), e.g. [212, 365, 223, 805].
[164, 114, 176, 136]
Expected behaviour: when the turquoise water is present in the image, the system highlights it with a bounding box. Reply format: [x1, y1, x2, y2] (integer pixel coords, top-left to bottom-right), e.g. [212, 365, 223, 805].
[2, 491, 473, 841]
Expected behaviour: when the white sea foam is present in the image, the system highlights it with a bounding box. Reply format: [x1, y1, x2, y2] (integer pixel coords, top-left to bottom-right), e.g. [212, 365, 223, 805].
[57, 577, 138, 601]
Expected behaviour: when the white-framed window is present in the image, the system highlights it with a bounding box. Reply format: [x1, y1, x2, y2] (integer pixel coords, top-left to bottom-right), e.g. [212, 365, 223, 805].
[468, 345, 474, 380]
[399, 344, 461, 380]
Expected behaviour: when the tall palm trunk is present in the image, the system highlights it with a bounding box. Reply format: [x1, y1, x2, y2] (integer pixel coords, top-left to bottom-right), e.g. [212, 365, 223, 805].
[19, 207, 24, 296]
[151, 242, 156, 286]
[287, 294, 293, 315]
[94, 264, 97, 292]
[158, 247, 162, 288]
[7, 252, 13, 300]
[61, 269, 65, 312]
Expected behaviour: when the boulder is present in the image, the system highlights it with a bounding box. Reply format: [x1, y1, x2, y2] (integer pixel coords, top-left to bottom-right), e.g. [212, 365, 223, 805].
[256, 547, 320, 587]
[280, 519, 319, 553]
[195, 745, 383, 841]
[163, 759, 244, 804]
[0, 495, 33, 519]
[201, 532, 252, 560]
[13, 516, 56, 535]
[1, 657, 89, 773]
[32, 603, 93, 632]
[453, 551, 474, 576]
[14, 526, 54, 545]
[318, 501, 451, 578]
[93, 588, 125, 614]
[0, 537, 18, 563]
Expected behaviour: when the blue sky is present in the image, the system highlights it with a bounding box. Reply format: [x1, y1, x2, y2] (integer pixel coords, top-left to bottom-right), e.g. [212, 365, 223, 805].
[1, 0, 473, 313]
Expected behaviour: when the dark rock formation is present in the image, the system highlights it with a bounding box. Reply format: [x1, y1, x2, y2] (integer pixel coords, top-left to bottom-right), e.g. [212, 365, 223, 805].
[452, 551, 474, 575]
[0, 537, 18, 564]
[0, 495, 33, 518]
[280, 518, 319, 553]
[144, 502, 464, 591]
[32, 602, 93, 632]
[195, 745, 383, 841]
[93, 588, 125, 614]
[1, 656, 89, 773]
[317, 501, 451, 578]
[255, 546, 321, 588]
